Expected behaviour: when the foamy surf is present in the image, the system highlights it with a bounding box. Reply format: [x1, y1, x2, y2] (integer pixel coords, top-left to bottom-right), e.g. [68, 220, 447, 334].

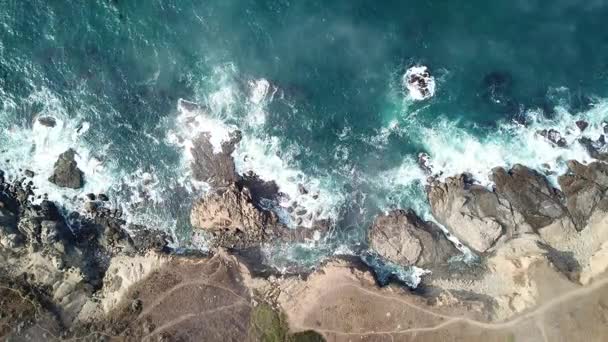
[403, 65, 436, 101]
[167, 69, 346, 229]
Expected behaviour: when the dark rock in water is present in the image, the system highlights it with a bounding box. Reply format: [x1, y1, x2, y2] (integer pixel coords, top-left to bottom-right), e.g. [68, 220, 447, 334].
[491, 164, 566, 230]
[237, 171, 280, 204]
[37, 116, 57, 128]
[177, 98, 203, 112]
[558, 160, 608, 230]
[538, 129, 567, 147]
[482, 72, 512, 102]
[97, 193, 109, 202]
[417, 152, 433, 175]
[480, 71, 517, 113]
[368, 209, 457, 268]
[578, 137, 608, 162]
[576, 120, 589, 132]
[24, 170, 35, 178]
[48, 149, 84, 189]
[298, 183, 308, 195]
[190, 131, 241, 188]
[86, 193, 96, 201]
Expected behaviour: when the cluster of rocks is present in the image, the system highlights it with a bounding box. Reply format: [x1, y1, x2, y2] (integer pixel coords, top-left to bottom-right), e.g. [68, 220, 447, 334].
[189, 131, 329, 249]
[368, 120, 608, 284]
[0, 169, 171, 336]
[404, 65, 436, 100]
[535, 120, 608, 162]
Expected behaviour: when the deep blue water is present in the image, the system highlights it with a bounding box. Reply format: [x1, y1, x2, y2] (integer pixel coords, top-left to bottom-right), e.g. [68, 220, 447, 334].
[1, 0, 607, 271]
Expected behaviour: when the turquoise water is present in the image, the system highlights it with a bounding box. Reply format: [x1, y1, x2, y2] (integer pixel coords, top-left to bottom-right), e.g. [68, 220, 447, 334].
[1, 1, 607, 271]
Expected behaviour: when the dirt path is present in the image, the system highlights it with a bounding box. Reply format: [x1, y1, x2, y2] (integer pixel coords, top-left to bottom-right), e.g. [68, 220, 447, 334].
[295, 275, 608, 337]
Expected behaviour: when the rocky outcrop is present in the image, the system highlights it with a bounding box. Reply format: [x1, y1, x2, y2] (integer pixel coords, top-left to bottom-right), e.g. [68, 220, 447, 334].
[368, 209, 457, 268]
[427, 174, 506, 253]
[0, 172, 170, 328]
[426, 163, 594, 253]
[190, 183, 279, 247]
[48, 149, 84, 189]
[190, 131, 242, 187]
[491, 164, 567, 229]
[558, 160, 608, 230]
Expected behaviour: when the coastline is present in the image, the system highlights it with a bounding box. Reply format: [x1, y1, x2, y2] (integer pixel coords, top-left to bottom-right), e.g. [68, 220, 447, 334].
[1, 114, 608, 340]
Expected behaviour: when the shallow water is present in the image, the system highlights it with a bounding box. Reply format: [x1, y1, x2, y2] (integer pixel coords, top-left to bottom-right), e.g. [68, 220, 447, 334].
[1, 1, 607, 279]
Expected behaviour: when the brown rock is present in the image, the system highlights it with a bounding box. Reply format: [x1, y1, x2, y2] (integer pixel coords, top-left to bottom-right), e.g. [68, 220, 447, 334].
[368, 209, 457, 267]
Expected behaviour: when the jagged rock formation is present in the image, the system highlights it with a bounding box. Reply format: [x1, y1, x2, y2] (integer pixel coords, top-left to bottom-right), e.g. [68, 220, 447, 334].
[0, 172, 170, 334]
[191, 131, 242, 187]
[558, 160, 608, 230]
[188, 127, 329, 248]
[48, 149, 84, 189]
[427, 174, 506, 253]
[491, 164, 567, 229]
[368, 209, 457, 267]
[190, 183, 280, 248]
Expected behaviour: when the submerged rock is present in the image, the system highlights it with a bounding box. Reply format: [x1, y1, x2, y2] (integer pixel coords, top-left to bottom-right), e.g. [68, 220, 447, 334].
[37, 116, 57, 127]
[48, 149, 84, 189]
[368, 209, 457, 268]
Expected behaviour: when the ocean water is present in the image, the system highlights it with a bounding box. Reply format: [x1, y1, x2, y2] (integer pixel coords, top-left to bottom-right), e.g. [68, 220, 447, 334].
[1, 1, 607, 279]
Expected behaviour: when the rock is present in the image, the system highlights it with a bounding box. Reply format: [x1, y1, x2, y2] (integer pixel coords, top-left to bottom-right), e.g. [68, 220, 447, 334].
[417, 153, 433, 175]
[98, 194, 109, 202]
[427, 175, 505, 253]
[84, 201, 98, 213]
[298, 184, 308, 195]
[403, 65, 435, 100]
[237, 172, 280, 204]
[481, 71, 514, 108]
[576, 120, 589, 132]
[24, 170, 35, 178]
[368, 209, 457, 267]
[578, 137, 608, 162]
[491, 165, 566, 229]
[37, 116, 57, 127]
[538, 129, 567, 147]
[40, 220, 61, 245]
[86, 193, 96, 201]
[190, 131, 242, 187]
[558, 160, 608, 230]
[48, 149, 84, 189]
[190, 183, 279, 247]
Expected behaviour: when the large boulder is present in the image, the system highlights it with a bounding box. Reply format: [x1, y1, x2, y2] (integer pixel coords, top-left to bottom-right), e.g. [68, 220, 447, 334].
[48, 149, 84, 189]
[427, 175, 506, 253]
[190, 131, 242, 187]
[558, 160, 608, 230]
[190, 184, 279, 247]
[491, 164, 566, 229]
[368, 209, 457, 268]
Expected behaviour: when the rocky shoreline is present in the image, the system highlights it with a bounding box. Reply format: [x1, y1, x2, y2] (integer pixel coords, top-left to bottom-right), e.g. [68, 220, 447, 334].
[1, 119, 608, 341]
